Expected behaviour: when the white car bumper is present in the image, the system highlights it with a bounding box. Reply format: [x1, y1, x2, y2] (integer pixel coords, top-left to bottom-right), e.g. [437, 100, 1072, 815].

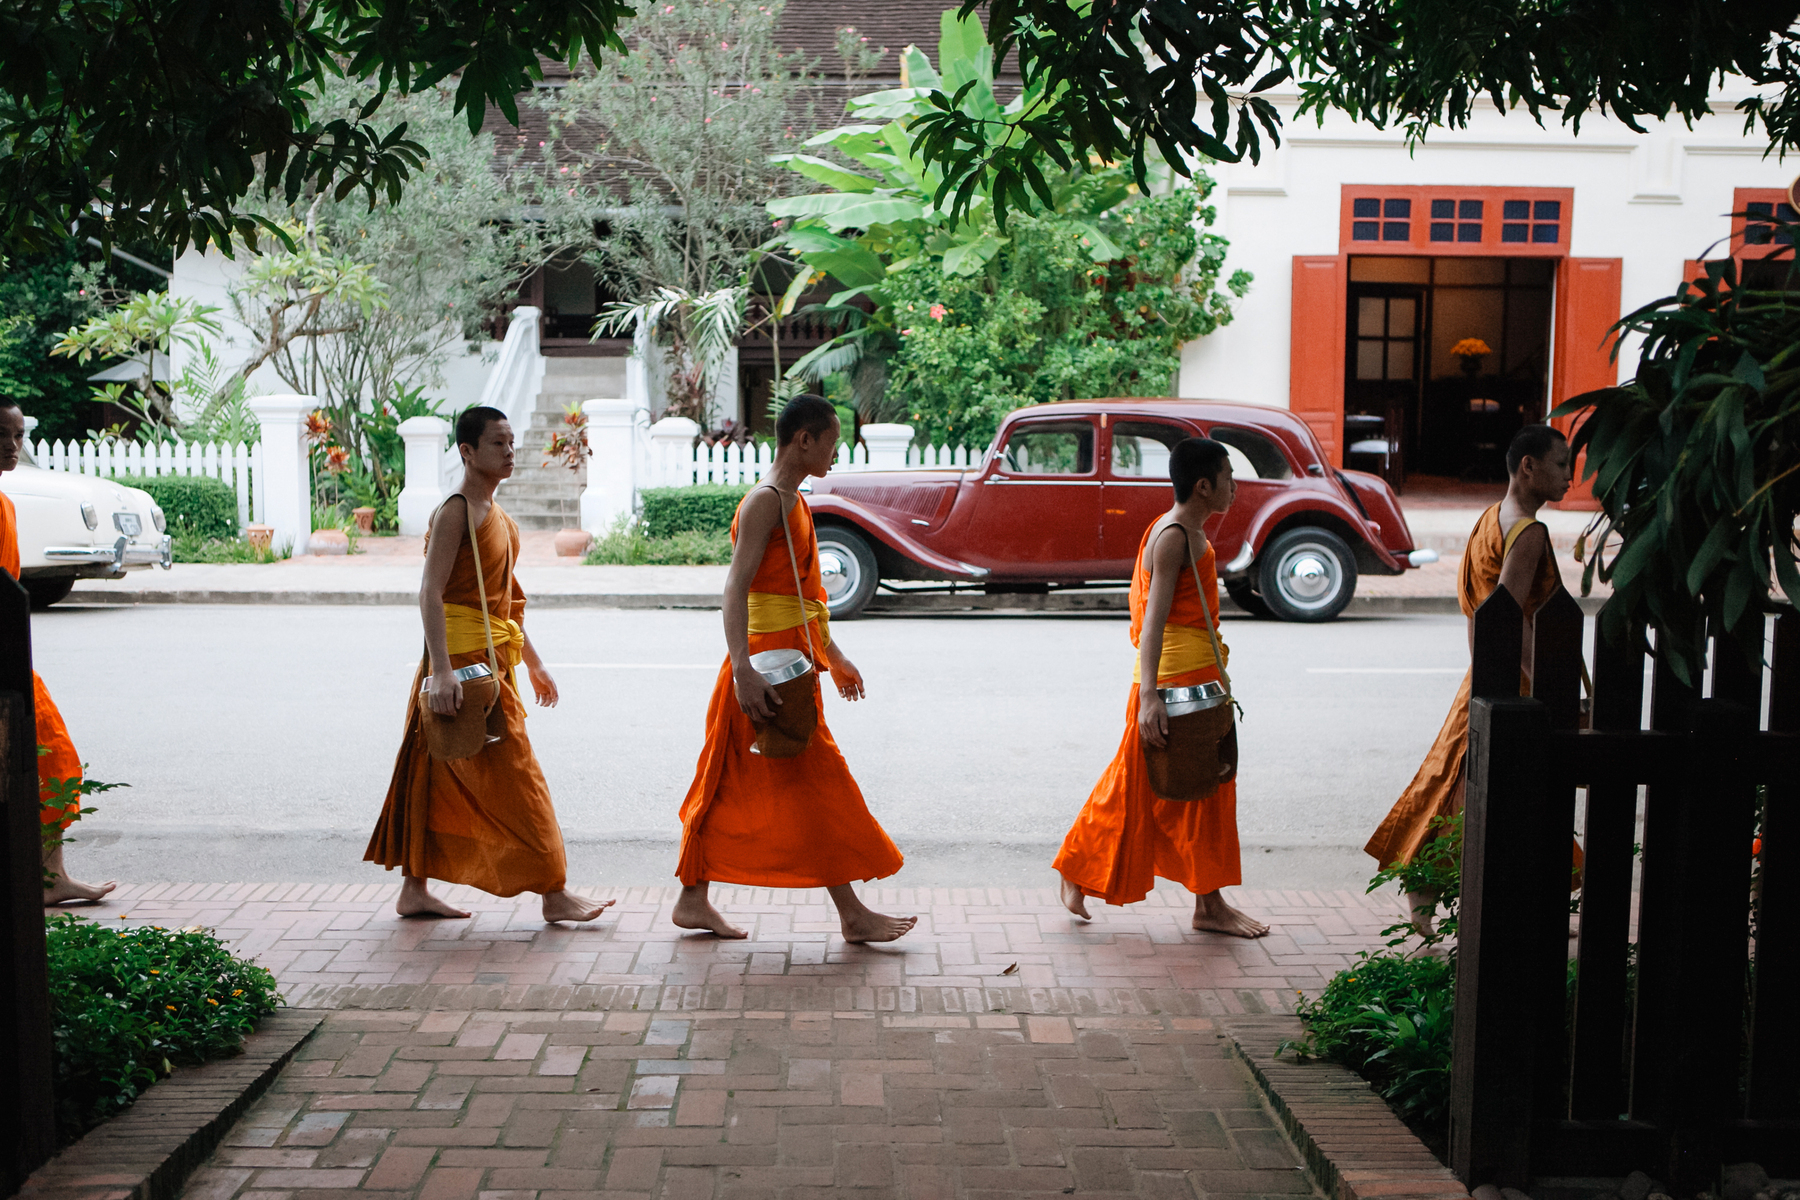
[43, 535, 173, 570]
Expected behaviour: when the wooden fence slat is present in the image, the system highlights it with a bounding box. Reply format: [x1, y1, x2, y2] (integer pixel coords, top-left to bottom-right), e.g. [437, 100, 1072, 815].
[1712, 622, 1765, 709]
[1532, 587, 1584, 729]
[1748, 610, 1800, 1117]
[1569, 608, 1646, 1120]
[1471, 586, 1525, 700]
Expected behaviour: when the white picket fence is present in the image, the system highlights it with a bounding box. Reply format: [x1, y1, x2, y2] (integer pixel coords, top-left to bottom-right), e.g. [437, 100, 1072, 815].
[31, 437, 260, 531]
[648, 436, 982, 489]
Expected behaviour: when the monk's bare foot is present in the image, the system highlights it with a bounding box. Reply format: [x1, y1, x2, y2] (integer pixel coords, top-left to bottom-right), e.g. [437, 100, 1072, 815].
[396, 876, 470, 919]
[672, 886, 748, 938]
[1192, 890, 1269, 939]
[1059, 875, 1092, 920]
[43, 875, 117, 906]
[542, 891, 614, 924]
[827, 884, 915, 943]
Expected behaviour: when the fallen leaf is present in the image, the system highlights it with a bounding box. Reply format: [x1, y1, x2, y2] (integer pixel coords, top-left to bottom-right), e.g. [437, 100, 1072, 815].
[1000, 963, 1018, 976]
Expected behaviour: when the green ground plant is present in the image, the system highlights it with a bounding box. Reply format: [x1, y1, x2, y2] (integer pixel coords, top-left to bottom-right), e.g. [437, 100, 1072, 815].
[170, 532, 285, 564]
[46, 915, 281, 1142]
[585, 515, 733, 566]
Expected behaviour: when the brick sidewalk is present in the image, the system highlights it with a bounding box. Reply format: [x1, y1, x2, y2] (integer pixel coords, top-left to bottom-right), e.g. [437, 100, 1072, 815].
[85, 882, 1403, 1200]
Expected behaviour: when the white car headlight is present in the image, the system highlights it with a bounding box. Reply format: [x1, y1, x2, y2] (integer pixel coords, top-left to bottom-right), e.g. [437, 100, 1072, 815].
[80, 501, 98, 530]
[152, 506, 166, 533]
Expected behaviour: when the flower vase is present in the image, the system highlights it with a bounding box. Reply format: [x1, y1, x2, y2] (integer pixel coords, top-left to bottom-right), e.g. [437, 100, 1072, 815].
[1459, 355, 1485, 377]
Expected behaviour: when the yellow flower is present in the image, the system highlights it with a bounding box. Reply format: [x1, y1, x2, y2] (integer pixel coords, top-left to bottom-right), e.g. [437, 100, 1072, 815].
[207, 999, 219, 1006]
[1450, 337, 1492, 358]
[165, 1005, 177, 1011]
[148, 969, 159, 974]
[232, 990, 243, 997]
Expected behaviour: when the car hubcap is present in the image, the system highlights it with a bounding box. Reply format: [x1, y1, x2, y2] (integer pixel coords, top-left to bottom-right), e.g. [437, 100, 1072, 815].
[1274, 546, 1340, 609]
[818, 547, 856, 603]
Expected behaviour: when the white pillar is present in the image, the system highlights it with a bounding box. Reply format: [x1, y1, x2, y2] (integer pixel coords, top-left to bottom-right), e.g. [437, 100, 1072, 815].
[647, 416, 701, 489]
[627, 323, 655, 417]
[580, 398, 636, 534]
[397, 416, 452, 535]
[861, 423, 914, 470]
[247, 394, 314, 556]
[710, 345, 740, 429]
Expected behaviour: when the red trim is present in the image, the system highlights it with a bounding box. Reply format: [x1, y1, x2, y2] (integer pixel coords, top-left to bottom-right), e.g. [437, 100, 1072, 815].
[1290, 255, 1348, 467]
[1339, 185, 1573, 256]
[1546, 257, 1622, 511]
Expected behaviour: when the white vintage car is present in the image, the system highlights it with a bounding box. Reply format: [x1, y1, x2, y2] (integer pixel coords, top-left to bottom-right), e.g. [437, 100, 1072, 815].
[2, 446, 172, 608]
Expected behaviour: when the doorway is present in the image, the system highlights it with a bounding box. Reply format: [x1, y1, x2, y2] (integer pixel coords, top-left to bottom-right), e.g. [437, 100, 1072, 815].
[1343, 256, 1555, 487]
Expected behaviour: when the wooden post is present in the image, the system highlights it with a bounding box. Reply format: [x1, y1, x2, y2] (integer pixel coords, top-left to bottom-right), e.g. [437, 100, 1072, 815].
[1748, 611, 1800, 1117]
[1452, 695, 1553, 1188]
[0, 572, 53, 1194]
[1471, 587, 1524, 701]
[1569, 610, 1646, 1118]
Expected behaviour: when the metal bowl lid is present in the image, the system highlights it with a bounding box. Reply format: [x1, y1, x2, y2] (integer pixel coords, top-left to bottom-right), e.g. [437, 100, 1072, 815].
[750, 648, 814, 685]
[420, 662, 495, 693]
[1160, 680, 1228, 716]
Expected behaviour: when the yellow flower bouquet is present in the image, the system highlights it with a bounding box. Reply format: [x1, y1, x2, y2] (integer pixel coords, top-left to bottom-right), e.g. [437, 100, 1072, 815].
[1450, 338, 1492, 359]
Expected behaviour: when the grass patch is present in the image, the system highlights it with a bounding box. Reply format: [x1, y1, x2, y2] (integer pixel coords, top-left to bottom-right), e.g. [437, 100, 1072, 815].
[585, 516, 732, 565]
[171, 532, 285, 563]
[48, 914, 282, 1142]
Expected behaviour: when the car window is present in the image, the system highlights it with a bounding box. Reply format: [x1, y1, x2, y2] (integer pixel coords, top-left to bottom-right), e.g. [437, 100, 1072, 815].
[1204, 425, 1293, 481]
[1109, 421, 1189, 477]
[1000, 422, 1094, 475]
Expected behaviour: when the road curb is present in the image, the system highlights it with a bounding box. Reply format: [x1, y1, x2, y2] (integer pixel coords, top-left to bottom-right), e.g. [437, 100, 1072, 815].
[1220, 1015, 1469, 1200]
[17, 1009, 322, 1200]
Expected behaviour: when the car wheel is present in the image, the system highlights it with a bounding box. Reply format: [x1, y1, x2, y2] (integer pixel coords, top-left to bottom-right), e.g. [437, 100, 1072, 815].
[816, 526, 879, 620]
[24, 575, 76, 610]
[1256, 528, 1357, 622]
[1224, 578, 1272, 618]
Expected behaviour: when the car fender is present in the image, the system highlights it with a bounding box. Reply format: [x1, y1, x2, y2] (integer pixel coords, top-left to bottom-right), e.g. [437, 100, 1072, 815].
[806, 492, 990, 581]
[1234, 494, 1406, 577]
[0, 463, 170, 574]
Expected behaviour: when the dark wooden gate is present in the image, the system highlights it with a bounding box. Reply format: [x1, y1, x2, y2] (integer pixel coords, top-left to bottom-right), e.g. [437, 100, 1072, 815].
[1451, 584, 1800, 1190]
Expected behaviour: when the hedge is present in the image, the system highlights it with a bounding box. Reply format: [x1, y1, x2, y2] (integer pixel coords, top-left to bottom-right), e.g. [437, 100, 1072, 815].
[111, 474, 237, 540]
[641, 484, 751, 538]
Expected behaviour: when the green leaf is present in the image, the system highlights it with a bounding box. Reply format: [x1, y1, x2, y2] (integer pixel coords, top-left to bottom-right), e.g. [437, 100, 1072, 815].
[941, 234, 1004, 276]
[899, 46, 942, 93]
[767, 193, 927, 231]
[799, 244, 889, 289]
[779, 155, 882, 193]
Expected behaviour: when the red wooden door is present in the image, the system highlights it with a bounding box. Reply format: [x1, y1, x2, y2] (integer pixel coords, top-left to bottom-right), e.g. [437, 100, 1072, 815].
[1291, 256, 1348, 467]
[1549, 257, 1623, 510]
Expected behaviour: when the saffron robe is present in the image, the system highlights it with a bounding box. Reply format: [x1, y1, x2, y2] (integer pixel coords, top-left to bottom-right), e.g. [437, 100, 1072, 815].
[675, 492, 903, 888]
[364, 500, 568, 896]
[1053, 522, 1240, 905]
[0, 491, 84, 827]
[1363, 504, 1567, 869]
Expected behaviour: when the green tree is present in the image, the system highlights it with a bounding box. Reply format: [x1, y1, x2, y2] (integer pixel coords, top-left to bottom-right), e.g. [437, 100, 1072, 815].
[0, 251, 107, 440]
[0, 0, 633, 255]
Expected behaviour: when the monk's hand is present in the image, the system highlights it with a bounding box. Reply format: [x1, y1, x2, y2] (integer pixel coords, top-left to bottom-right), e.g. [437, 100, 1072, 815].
[830, 651, 865, 702]
[428, 672, 463, 717]
[733, 661, 781, 722]
[1138, 687, 1169, 749]
[528, 663, 559, 708]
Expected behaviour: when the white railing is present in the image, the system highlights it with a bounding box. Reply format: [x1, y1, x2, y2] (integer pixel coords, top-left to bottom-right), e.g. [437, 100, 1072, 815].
[452, 305, 544, 482]
[638, 427, 983, 490]
[31, 436, 260, 530]
[905, 443, 983, 469]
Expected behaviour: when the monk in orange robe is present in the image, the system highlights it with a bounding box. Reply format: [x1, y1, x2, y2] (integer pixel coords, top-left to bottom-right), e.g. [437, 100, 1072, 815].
[1056, 437, 1268, 938]
[672, 394, 913, 943]
[365, 405, 612, 924]
[1365, 424, 1578, 931]
[0, 398, 117, 905]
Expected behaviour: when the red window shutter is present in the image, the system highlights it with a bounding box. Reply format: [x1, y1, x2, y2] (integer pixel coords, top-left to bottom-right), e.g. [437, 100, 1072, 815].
[1290, 256, 1346, 466]
[1549, 257, 1623, 510]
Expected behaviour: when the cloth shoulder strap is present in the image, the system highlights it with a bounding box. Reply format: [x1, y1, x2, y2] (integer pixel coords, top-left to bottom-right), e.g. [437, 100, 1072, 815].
[1502, 516, 1545, 559]
[752, 482, 819, 665]
[435, 494, 503, 686]
[1150, 517, 1232, 697]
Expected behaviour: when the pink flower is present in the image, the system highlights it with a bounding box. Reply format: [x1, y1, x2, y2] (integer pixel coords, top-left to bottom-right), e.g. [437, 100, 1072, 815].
[929, 304, 946, 320]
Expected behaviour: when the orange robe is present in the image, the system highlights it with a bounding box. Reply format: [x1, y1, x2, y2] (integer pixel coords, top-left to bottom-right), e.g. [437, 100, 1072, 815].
[0, 490, 84, 828]
[676, 494, 903, 888]
[1364, 504, 1566, 868]
[1053, 524, 1240, 905]
[364, 501, 568, 896]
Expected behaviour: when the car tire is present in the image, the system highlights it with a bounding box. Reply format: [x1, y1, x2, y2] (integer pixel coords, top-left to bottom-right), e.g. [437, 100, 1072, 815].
[24, 575, 76, 610]
[1224, 578, 1272, 619]
[1256, 527, 1357, 622]
[815, 525, 880, 620]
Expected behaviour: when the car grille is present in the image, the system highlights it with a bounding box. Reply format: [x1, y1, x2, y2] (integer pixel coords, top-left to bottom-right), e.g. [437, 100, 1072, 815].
[832, 484, 952, 520]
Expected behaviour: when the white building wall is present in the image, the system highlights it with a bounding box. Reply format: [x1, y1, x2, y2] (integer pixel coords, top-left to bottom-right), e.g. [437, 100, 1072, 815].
[1180, 94, 1794, 408]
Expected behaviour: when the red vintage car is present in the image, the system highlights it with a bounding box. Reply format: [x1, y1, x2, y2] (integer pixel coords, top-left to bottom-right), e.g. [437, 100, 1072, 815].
[805, 398, 1436, 621]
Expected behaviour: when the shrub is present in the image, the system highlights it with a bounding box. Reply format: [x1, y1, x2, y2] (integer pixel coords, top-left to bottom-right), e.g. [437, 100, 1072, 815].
[113, 474, 237, 540]
[586, 515, 733, 565]
[47, 915, 282, 1142]
[170, 532, 283, 564]
[640, 485, 750, 538]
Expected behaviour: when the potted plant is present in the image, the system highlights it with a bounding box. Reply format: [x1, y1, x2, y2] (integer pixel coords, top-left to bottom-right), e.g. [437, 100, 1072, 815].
[1450, 337, 1491, 376]
[543, 402, 594, 556]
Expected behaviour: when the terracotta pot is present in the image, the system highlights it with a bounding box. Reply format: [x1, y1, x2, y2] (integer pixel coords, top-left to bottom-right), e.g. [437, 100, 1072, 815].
[554, 528, 594, 558]
[310, 528, 349, 556]
[351, 506, 376, 534]
[246, 524, 274, 554]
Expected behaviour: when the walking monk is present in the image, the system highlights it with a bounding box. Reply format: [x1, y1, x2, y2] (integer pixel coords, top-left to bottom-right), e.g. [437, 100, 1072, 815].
[366, 405, 612, 924]
[672, 394, 913, 943]
[1056, 437, 1268, 938]
[1364, 424, 1575, 930]
[0, 398, 118, 905]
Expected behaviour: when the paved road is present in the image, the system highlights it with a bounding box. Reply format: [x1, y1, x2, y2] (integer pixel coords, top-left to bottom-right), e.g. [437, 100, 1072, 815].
[33, 604, 1478, 893]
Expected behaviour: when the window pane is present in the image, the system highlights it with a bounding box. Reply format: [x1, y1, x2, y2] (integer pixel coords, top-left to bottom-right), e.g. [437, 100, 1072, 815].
[1352, 221, 1379, 241]
[1460, 199, 1484, 220]
[1503, 199, 1530, 220]
[1358, 296, 1387, 336]
[1781, 204, 1798, 222]
[1532, 223, 1560, 243]
[1002, 423, 1094, 474]
[1434, 258, 1505, 285]
[1383, 222, 1410, 241]
[1386, 340, 1414, 380]
[1350, 257, 1431, 283]
[1458, 223, 1483, 242]
[1388, 297, 1416, 335]
[1430, 222, 1454, 241]
[1207, 426, 1293, 481]
[1356, 340, 1386, 380]
[1534, 200, 1561, 220]
[1110, 422, 1187, 478]
[1353, 197, 1381, 218]
[1384, 198, 1411, 218]
[1431, 199, 1455, 219]
[1748, 201, 1774, 219]
[1502, 223, 1528, 243]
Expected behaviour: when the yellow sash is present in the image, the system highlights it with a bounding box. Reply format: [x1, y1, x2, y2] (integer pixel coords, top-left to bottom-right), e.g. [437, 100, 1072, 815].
[1132, 622, 1228, 685]
[443, 601, 524, 687]
[746, 592, 833, 651]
